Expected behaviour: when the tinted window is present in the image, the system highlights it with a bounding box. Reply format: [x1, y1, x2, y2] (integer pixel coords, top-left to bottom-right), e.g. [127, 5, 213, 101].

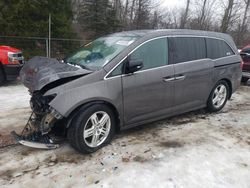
[206, 38, 234, 59]
[168, 37, 206, 64]
[130, 38, 168, 70]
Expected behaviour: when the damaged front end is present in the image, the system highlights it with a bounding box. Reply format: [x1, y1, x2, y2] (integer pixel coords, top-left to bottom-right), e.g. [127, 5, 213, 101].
[12, 92, 63, 149]
[12, 56, 92, 149]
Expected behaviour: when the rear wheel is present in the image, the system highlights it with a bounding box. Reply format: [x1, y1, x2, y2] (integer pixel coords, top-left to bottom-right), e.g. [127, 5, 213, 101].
[67, 104, 115, 154]
[0, 66, 5, 86]
[207, 80, 229, 112]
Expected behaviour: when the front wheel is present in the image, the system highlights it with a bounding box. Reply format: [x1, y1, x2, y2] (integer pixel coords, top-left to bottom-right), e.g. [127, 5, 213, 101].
[67, 104, 115, 154]
[207, 80, 229, 112]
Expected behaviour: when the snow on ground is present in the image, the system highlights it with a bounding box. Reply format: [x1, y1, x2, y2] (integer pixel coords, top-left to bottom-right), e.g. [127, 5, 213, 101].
[0, 81, 30, 146]
[0, 81, 30, 112]
[0, 82, 250, 188]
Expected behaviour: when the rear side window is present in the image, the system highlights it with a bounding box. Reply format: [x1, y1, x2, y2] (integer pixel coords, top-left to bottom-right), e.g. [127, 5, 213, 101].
[206, 38, 234, 59]
[168, 37, 206, 64]
[130, 38, 168, 70]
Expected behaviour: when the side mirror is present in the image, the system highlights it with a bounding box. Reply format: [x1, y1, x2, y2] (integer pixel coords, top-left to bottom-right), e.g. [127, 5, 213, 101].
[125, 59, 143, 74]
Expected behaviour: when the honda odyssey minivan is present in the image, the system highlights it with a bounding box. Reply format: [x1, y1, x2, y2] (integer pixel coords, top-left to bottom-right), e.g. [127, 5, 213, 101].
[14, 29, 242, 153]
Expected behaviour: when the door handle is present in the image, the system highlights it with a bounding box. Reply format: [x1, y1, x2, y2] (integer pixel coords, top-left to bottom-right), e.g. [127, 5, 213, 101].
[175, 75, 186, 81]
[163, 76, 175, 82]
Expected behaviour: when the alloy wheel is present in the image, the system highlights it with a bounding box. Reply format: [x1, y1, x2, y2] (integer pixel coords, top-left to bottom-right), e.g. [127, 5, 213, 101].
[83, 111, 111, 147]
[212, 84, 227, 108]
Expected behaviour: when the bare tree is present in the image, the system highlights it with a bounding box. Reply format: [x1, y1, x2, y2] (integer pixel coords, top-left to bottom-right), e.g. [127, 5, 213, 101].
[236, 0, 250, 45]
[71, 0, 82, 23]
[241, 0, 250, 32]
[117, 0, 162, 30]
[113, 0, 123, 20]
[220, 0, 238, 33]
[197, 0, 210, 30]
[189, 0, 215, 30]
[123, 0, 129, 27]
[159, 8, 179, 29]
[129, 0, 136, 28]
[151, 11, 160, 29]
[128, 0, 152, 29]
[180, 0, 191, 28]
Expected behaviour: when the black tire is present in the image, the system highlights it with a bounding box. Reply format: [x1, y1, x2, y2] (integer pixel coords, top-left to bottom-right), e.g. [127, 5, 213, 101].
[0, 66, 5, 86]
[206, 80, 229, 112]
[67, 104, 115, 154]
[241, 77, 249, 83]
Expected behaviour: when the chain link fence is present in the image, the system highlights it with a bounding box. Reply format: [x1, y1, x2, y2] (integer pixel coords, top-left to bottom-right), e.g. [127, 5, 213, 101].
[0, 36, 91, 60]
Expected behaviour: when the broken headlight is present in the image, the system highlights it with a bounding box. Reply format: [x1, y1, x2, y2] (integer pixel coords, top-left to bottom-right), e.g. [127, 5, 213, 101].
[30, 93, 57, 115]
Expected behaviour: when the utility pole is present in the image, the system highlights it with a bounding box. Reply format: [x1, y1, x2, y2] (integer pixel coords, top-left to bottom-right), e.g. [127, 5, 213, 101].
[48, 13, 51, 58]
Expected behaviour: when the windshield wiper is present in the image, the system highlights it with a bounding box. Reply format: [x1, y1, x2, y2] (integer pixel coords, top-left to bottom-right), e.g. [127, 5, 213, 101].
[78, 64, 90, 70]
[65, 61, 91, 70]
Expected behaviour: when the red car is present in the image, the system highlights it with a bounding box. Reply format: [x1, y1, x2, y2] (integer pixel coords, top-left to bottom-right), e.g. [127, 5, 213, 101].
[0, 45, 24, 85]
[240, 45, 250, 82]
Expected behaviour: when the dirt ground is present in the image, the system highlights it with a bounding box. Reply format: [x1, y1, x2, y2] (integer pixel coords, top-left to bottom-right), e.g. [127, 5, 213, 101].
[0, 81, 250, 188]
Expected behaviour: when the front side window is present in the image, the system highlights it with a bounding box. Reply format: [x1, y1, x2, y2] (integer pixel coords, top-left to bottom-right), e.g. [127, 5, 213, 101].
[168, 37, 206, 64]
[107, 37, 168, 78]
[206, 38, 235, 59]
[129, 38, 168, 70]
[108, 62, 124, 77]
[66, 36, 139, 70]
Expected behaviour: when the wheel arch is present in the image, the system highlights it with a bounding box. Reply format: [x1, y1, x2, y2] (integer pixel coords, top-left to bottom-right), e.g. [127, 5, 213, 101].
[220, 78, 232, 99]
[206, 78, 232, 112]
[65, 100, 121, 132]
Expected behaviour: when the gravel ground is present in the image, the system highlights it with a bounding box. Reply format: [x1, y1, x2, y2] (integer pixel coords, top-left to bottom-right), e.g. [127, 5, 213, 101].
[0, 81, 250, 188]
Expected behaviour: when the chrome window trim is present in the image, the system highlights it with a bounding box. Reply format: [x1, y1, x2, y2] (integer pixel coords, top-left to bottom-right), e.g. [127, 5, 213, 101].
[167, 35, 236, 55]
[104, 35, 237, 80]
[105, 63, 175, 80]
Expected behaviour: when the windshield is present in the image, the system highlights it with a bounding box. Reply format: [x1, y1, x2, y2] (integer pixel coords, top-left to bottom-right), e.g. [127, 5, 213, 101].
[65, 36, 138, 70]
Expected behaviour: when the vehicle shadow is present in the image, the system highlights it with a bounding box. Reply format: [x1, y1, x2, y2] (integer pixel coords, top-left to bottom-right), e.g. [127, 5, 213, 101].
[241, 80, 250, 87]
[116, 108, 208, 139]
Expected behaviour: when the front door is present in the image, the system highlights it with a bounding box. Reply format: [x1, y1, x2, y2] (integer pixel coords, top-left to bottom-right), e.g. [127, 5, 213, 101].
[122, 38, 175, 125]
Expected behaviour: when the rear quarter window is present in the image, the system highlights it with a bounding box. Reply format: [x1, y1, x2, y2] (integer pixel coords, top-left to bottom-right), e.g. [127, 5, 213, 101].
[206, 38, 235, 59]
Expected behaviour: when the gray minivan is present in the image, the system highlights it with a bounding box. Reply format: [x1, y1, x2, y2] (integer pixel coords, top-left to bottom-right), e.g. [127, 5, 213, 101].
[15, 29, 242, 153]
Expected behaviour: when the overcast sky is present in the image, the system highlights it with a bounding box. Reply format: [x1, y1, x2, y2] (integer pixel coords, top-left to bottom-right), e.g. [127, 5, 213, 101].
[162, 0, 185, 9]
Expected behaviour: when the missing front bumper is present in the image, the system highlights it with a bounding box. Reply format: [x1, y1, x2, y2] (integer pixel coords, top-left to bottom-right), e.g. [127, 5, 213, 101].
[11, 111, 61, 150]
[11, 131, 59, 149]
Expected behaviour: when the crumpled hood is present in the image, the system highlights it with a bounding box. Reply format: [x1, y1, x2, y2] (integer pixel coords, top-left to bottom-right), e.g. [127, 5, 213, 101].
[20, 56, 92, 92]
